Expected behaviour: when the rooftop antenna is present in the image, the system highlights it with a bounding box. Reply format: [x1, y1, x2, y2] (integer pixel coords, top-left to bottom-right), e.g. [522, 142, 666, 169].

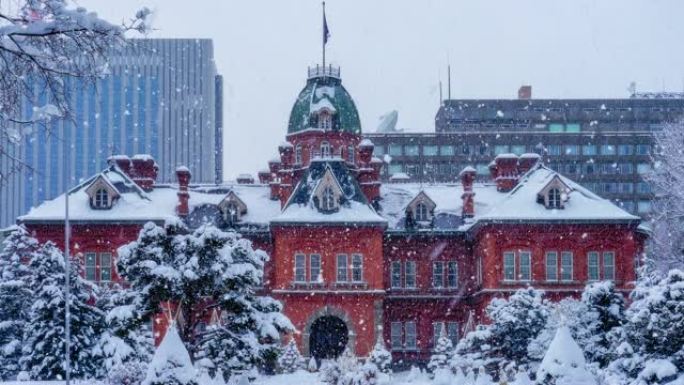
[439, 80, 443, 106]
[447, 64, 452, 100]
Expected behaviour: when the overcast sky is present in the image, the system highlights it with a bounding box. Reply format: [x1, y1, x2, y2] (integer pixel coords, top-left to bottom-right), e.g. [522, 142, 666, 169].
[79, 0, 684, 180]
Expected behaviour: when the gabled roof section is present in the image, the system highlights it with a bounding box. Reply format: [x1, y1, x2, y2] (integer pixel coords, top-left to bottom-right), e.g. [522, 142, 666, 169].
[404, 191, 437, 213]
[272, 159, 386, 225]
[84, 174, 121, 199]
[218, 191, 248, 215]
[478, 165, 639, 223]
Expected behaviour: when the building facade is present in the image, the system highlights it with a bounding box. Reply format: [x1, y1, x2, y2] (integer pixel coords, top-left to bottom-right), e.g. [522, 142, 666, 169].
[366, 89, 684, 217]
[0, 38, 222, 228]
[18, 67, 646, 364]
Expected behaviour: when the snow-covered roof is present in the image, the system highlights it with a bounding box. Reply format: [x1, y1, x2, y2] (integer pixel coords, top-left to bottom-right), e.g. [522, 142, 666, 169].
[19, 162, 638, 232]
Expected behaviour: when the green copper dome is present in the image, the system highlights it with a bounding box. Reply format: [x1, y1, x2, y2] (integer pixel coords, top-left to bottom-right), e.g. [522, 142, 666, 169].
[287, 68, 362, 134]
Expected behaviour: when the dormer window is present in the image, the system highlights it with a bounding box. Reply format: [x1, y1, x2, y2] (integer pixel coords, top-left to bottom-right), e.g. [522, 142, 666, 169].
[85, 175, 120, 210]
[224, 202, 240, 224]
[416, 202, 429, 222]
[320, 112, 332, 130]
[94, 189, 109, 209]
[548, 188, 562, 209]
[321, 141, 331, 158]
[538, 175, 571, 210]
[322, 187, 336, 211]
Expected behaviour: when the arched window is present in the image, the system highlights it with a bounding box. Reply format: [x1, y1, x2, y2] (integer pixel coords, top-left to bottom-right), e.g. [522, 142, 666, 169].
[295, 144, 303, 165]
[348, 145, 355, 164]
[415, 202, 429, 221]
[321, 187, 336, 211]
[548, 188, 562, 209]
[321, 141, 331, 158]
[225, 202, 240, 223]
[320, 112, 332, 130]
[94, 188, 109, 209]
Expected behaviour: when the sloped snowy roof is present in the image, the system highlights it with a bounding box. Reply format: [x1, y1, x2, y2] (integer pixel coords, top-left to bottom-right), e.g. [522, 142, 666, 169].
[19, 162, 638, 231]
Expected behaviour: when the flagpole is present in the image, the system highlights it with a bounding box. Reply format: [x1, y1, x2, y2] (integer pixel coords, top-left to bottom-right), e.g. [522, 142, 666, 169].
[322, 1, 326, 69]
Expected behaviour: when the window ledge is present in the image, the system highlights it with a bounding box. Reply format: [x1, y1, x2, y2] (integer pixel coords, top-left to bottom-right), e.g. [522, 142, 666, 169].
[289, 282, 326, 289]
[333, 282, 368, 290]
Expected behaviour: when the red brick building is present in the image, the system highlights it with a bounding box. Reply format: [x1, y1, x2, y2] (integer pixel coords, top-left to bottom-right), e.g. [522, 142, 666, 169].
[18, 65, 647, 363]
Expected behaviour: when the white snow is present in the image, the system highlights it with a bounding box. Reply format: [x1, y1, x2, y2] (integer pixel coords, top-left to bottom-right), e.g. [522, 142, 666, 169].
[537, 325, 596, 385]
[309, 98, 336, 113]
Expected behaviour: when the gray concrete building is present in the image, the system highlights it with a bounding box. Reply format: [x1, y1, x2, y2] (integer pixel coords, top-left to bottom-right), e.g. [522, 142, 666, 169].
[0, 38, 223, 228]
[366, 88, 684, 217]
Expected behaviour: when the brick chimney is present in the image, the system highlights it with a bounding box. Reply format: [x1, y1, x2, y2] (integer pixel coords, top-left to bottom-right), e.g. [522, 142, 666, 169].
[493, 154, 519, 192]
[518, 85, 532, 100]
[268, 158, 282, 201]
[258, 170, 272, 184]
[130, 154, 159, 191]
[460, 166, 476, 218]
[176, 166, 191, 217]
[236, 174, 255, 184]
[358, 139, 374, 166]
[518, 153, 541, 175]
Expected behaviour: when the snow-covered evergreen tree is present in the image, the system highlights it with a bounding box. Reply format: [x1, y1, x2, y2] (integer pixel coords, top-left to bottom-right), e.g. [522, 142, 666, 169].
[606, 269, 684, 384]
[428, 327, 453, 375]
[368, 335, 391, 374]
[0, 226, 38, 380]
[118, 220, 293, 380]
[142, 324, 198, 385]
[536, 325, 596, 385]
[474, 366, 492, 385]
[579, 281, 625, 367]
[456, 288, 549, 370]
[96, 284, 153, 383]
[277, 339, 303, 373]
[19, 241, 104, 380]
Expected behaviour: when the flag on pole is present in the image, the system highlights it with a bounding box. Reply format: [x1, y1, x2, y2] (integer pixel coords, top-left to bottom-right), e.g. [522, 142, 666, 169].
[323, 5, 331, 45]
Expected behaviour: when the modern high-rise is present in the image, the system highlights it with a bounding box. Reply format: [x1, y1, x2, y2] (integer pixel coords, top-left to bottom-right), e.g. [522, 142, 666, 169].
[0, 38, 223, 228]
[366, 87, 684, 217]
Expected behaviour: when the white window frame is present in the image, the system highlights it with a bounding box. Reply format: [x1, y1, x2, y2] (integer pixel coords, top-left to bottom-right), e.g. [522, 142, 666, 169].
[351, 254, 363, 282]
[416, 202, 429, 222]
[503, 251, 516, 281]
[348, 145, 355, 164]
[405, 321, 417, 350]
[390, 322, 403, 350]
[94, 188, 109, 208]
[391, 261, 401, 288]
[433, 322, 444, 348]
[432, 261, 444, 288]
[447, 322, 459, 346]
[295, 144, 303, 165]
[336, 254, 348, 282]
[561, 251, 573, 281]
[321, 187, 336, 211]
[603, 252, 615, 281]
[100, 252, 112, 282]
[85, 252, 97, 281]
[588, 252, 600, 281]
[548, 188, 562, 209]
[320, 141, 331, 157]
[294, 254, 306, 283]
[519, 251, 531, 281]
[447, 261, 458, 288]
[310, 254, 321, 283]
[405, 261, 417, 288]
[546, 251, 558, 281]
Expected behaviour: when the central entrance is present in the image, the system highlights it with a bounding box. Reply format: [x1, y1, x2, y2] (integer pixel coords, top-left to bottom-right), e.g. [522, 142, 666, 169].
[309, 316, 349, 360]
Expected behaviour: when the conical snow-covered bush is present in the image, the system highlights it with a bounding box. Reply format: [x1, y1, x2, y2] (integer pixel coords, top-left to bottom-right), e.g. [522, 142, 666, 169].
[142, 324, 198, 385]
[368, 335, 391, 374]
[428, 327, 453, 375]
[278, 339, 303, 373]
[536, 325, 596, 385]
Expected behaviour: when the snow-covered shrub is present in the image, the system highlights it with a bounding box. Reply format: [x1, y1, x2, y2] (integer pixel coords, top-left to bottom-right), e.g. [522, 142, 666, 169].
[308, 357, 319, 372]
[142, 325, 198, 385]
[474, 366, 492, 385]
[339, 362, 379, 385]
[606, 269, 684, 384]
[512, 367, 532, 385]
[456, 288, 549, 371]
[107, 360, 147, 385]
[427, 327, 453, 375]
[368, 336, 391, 374]
[535, 325, 596, 385]
[320, 359, 342, 385]
[0, 226, 38, 380]
[278, 339, 303, 373]
[19, 241, 104, 380]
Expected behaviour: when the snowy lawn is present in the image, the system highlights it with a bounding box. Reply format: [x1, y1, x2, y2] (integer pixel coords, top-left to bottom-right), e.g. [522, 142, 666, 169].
[255, 369, 434, 385]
